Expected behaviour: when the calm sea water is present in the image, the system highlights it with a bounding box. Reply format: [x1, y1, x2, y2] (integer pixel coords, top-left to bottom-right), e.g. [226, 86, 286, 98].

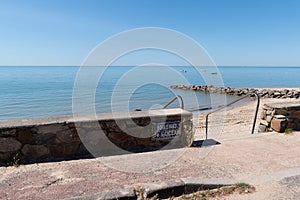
[1, 66, 300, 120]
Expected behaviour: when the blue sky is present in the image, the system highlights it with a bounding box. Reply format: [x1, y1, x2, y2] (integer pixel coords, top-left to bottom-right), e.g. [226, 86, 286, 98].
[0, 0, 299, 66]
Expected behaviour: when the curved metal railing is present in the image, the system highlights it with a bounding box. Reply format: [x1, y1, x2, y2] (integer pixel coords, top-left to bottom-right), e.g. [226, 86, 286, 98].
[205, 92, 260, 139]
[163, 95, 184, 109]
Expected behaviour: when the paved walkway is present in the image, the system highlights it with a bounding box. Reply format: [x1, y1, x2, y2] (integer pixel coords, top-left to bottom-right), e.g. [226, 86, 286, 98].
[1, 132, 300, 199]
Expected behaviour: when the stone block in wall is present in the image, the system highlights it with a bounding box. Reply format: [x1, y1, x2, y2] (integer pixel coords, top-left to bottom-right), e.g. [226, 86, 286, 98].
[76, 143, 89, 156]
[48, 143, 80, 158]
[0, 138, 22, 153]
[48, 145, 65, 158]
[0, 152, 13, 161]
[260, 110, 266, 120]
[287, 123, 295, 129]
[120, 138, 138, 150]
[22, 144, 50, 159]
[33, 132, 56, 145]
[275, 109, 290, 116]
[271, 117, 287, 133]
[291, 111, 300, 118]
[55, 128, 80, 144]
[293, 119, 300, 131]
[136, 137, 152, 147]
[64, 142, 80, 156]
[17, 129, 33, 144]
[260, 120, 269, 126]
[78, 133, 118, 156]
[78, 130, 103, 142]
[106, 121, 123, 132]
[0, 137, 22, 162]
[0, 129, 17, 137]
[258, 125, 267, 132]
[296, 124, 300, 131]
[108, 132, 131, 143]
[125, 126, 153, 138]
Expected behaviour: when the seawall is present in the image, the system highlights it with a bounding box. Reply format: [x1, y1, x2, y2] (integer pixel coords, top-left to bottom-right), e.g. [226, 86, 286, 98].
[0, 108, 193, 165]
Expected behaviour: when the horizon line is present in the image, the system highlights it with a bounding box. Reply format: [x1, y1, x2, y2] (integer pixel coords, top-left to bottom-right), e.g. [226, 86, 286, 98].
[1, 65, 300, 67]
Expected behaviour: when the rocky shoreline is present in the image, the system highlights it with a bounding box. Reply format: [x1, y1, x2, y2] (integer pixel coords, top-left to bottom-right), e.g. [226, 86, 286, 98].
[170, 85, 300, 99]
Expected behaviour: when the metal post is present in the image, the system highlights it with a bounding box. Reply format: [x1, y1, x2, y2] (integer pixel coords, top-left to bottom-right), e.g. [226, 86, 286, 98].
[205, 114, 209, 140]
[251, 92, 260, 134]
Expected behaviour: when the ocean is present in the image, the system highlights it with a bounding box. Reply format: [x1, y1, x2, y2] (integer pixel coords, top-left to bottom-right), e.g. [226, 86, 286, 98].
[1, 66, 300, 120]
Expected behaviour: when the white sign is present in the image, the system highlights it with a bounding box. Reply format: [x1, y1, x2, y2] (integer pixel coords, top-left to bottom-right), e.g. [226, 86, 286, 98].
[154, 121, 181, 140]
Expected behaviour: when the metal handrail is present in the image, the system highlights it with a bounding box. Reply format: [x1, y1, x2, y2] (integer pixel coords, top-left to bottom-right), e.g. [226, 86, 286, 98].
[163, 95, 184, 109]
[205, 92, 260, 139]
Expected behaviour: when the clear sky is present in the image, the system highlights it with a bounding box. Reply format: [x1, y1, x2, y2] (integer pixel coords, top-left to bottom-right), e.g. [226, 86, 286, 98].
[1, 0, 300, 66]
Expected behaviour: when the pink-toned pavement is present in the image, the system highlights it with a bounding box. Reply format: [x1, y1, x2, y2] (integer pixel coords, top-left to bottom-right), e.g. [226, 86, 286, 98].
[1, 132, 300, 199]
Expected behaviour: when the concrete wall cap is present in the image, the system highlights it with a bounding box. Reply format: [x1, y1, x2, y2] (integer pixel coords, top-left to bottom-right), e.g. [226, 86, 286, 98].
[0, 108, 191, 129]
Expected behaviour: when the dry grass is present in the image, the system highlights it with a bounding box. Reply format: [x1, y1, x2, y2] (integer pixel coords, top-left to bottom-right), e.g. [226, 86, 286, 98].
[162, 183, 255, 200]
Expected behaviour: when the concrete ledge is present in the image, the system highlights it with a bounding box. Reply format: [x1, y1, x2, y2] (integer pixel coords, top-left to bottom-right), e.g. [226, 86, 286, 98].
[69, 178, 235, 200]
[0, 108, 191, 129]
[264, 101, 300, 109]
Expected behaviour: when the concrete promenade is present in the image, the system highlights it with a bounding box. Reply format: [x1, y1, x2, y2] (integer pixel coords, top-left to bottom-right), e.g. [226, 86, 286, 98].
[1, 131, 300, 199]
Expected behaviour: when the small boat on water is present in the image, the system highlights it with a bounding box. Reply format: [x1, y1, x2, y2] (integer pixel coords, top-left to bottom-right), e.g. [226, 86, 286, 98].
[211, 72, 217, 75]
[180, 69, 187, 73]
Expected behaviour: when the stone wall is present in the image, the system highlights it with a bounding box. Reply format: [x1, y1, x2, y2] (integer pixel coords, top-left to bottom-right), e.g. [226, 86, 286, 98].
[259, 101, 300, 133]
[170, 85, 300, 98]
[0, 109, 193, 165]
